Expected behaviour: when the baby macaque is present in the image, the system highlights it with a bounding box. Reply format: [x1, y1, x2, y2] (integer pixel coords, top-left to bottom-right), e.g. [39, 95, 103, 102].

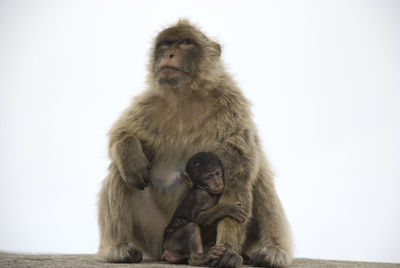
[162, 152, 247, 266]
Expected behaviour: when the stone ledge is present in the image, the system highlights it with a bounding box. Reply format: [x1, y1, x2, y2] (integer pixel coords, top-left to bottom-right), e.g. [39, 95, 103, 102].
[0, 252, 399, 268]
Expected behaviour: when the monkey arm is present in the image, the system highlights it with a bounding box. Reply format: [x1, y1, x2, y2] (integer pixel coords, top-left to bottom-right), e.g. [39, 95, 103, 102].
[216, 180, 252, 252]
[211, 167, 252, 268]
[194, 203, 247, 226]
[110, 135, 150, 189]
[194, 205, 225, 226]
[211, 139, 256, 268]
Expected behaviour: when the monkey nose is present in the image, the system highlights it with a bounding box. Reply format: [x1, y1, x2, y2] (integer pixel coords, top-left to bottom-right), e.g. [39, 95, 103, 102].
[169, 53, 174, 59]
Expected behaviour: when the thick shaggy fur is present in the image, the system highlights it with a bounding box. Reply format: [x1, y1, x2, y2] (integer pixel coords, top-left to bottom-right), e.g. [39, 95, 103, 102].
[98, 19, 292, 267]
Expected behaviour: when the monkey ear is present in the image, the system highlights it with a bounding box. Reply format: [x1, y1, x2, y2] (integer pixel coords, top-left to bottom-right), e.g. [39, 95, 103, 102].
[212, 42, 221, 58]
[181, 171, 194, 188]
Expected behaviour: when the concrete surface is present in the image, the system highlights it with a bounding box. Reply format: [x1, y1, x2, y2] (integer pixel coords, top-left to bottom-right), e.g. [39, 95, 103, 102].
[1, 252, 399, 268]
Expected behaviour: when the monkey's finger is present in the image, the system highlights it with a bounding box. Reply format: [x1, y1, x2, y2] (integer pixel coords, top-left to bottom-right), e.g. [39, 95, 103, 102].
[213, 246, 226, 252]
[239, 208, 248, 217]
[232, 213, 247, 222]
[240, 211, 248, 220]
[239, 210, 247, 217]
[212, 249, 225, 256]
[210, 253, 222, 260]
[135, 175, 149, 190]
[214, 245, 226, 252]
[238, 206, 247, 212]
[233, 202, 242, 206]
[142, 166, 152, 183]
[231, 215, 243, 222]
[215, 246, 226, 252]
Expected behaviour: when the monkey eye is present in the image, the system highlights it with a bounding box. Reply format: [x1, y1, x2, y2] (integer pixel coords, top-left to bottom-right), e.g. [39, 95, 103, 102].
[179, 39, 195, 47]
[158, 40, 173, 48]
[202, 174, 213, 181]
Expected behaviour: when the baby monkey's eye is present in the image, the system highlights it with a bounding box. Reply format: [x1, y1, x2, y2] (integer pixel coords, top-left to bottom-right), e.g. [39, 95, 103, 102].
[202, 174, 213, 181]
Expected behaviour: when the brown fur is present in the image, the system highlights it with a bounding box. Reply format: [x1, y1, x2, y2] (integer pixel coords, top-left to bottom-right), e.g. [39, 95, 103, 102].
[98, 19, 292, 267]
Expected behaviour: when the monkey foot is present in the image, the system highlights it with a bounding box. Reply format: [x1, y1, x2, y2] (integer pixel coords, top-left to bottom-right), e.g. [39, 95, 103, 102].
[100, 243, 143, 263]
[162, 250, 186, 264]
[250, 246, 291, 268]
[211, 249, 243, 268]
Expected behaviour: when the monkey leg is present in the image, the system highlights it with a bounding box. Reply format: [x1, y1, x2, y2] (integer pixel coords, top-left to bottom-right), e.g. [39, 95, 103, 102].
[211, 217, 245, 268]
[98, 165, 168, 262]
[163, 223, 213, 266]
[162, 226, 192, 263]
[211, 189, 250, 268]
[97, 165, 143, 263]
[245, 167, 292, 267]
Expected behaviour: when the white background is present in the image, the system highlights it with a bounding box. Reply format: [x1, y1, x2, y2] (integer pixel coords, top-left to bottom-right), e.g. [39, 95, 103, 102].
[1, 0, 399, 264]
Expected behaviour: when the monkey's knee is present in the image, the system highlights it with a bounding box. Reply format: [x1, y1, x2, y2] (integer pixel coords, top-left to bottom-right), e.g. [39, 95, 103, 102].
[98, 175, 137, 252]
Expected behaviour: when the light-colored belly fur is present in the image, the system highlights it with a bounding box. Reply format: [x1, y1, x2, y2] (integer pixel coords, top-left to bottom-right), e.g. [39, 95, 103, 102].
[130, 159, 189, 259]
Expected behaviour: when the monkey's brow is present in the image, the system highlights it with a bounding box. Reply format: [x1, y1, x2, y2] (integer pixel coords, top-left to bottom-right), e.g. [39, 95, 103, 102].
[157, 38, 195, 46]
[202, 169, 222, 178]
[157, 40, 172, 45]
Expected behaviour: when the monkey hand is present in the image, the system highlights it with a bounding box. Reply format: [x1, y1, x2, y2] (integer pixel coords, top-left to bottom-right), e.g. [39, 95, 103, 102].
[208, 243, 226, 260]
[224, 202, 247, 223]
[122, 156, 151, 190]
[211, 248, 242, 268]
[114, 136, 151, 190]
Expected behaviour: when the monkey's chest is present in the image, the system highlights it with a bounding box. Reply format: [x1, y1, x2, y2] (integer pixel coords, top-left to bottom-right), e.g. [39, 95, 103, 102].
[144, 99, 217, 142]
[139, 103, 220, 214]
[147, 135, 217, 215]
[149, 162, 188, 216]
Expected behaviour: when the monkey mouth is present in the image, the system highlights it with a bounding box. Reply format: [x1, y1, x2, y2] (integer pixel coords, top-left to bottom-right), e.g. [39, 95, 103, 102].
[157, 66, 188, 86]
[209, 187, 223, 195]
[159, 66, 182, 72]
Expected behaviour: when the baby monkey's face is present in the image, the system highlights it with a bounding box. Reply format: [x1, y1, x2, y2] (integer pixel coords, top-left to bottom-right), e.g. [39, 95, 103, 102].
[198, 168, 224, 195]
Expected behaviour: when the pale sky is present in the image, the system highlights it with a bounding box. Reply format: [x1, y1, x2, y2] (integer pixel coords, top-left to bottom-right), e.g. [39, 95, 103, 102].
[1, 0, 399, 263]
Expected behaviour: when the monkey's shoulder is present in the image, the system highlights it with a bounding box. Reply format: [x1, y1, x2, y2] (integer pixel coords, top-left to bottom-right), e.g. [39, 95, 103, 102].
[190, 188, 219, 208]
[177, 188, 214, 208]
[111, 88, 257, 150]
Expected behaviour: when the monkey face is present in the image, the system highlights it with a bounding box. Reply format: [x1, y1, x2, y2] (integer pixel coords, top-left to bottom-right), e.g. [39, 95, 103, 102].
[197, 168, 224, 195]
[185, 152, 225, 194]
[154, 28, 201, 87]
[150, 21, 222, 91]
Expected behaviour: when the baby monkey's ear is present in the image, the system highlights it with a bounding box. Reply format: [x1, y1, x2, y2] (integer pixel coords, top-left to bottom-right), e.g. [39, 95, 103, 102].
[181, 171, 194, 188]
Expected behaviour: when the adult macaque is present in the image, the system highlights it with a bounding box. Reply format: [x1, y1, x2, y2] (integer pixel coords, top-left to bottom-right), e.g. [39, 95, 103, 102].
[98, 19, 292, 268]
[162, 152, 246, 266]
